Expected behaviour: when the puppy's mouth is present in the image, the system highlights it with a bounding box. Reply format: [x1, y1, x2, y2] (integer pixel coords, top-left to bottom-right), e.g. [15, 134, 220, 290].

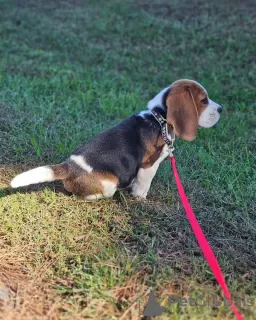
[199, 123, 219, 129]
[198, 112, 220, 128]
[198, 117, 220, 129]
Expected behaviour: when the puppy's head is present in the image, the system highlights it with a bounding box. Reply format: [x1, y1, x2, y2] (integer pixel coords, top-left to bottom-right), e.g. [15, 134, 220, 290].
[149, 79, 222, 141]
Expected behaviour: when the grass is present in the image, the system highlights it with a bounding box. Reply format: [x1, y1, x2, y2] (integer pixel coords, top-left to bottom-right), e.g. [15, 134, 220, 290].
[0, 0, 255, 319]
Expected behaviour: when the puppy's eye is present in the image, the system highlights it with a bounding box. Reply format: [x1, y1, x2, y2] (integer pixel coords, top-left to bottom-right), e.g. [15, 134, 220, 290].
[201, 97, 208, 104]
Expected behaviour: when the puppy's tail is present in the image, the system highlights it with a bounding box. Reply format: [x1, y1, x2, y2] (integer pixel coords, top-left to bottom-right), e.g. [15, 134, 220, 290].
[10, 163, 69, 188]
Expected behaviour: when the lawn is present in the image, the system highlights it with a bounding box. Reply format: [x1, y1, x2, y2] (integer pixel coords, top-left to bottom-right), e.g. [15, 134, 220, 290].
[0, 0, 255, 319]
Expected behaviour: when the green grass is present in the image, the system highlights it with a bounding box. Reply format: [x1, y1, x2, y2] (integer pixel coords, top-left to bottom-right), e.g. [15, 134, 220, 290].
[0, 0, 256, 319]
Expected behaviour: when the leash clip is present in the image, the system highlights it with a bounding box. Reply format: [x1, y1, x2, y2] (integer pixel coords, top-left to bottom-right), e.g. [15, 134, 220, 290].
[168, 144, 175, 157]
[166, 123, 175, 157]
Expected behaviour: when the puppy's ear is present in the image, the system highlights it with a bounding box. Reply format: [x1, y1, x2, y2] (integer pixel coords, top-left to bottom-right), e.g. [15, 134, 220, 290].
[166, 90, 198, 141]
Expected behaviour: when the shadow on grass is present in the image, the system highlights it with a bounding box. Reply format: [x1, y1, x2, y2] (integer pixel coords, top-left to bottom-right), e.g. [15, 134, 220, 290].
[0, 181, 131, 204]
[0, 181, 72, 199]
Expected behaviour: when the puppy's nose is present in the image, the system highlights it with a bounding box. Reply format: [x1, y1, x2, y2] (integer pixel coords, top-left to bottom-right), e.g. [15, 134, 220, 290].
[217, 105, 222, 113]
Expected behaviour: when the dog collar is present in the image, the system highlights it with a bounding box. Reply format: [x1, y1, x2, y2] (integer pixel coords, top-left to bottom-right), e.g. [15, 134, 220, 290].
[151, 107, 175, 155]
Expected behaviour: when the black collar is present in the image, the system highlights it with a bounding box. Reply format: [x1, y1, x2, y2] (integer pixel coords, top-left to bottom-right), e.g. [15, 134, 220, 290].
[151, 106, 175, 151]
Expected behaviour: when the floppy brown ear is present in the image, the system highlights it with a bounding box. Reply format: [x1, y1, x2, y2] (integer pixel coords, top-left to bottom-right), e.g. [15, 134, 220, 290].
[166, 90, 198, 141]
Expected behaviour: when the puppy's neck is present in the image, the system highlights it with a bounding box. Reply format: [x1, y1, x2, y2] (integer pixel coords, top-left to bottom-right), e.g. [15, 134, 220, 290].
[147, 86, 170, 114]
[150, 105, 166, 119]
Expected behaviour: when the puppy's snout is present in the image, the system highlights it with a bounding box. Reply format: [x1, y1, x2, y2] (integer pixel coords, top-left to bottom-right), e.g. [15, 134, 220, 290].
[217, 105, 222, 114]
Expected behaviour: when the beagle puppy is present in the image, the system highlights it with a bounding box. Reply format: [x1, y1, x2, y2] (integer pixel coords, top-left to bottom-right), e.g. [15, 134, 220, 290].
[11, 79, 222, 199]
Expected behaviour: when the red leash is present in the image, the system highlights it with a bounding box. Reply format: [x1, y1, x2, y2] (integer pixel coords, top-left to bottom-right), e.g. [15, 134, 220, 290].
[170, 156, 244, 320]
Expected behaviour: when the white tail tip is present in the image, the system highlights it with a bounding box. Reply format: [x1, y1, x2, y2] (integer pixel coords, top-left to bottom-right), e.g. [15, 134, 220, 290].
[11, 166, 54, 188]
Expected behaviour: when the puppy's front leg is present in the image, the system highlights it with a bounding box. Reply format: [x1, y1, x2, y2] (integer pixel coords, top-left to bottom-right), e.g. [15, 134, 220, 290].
[131, 163, 159, 199]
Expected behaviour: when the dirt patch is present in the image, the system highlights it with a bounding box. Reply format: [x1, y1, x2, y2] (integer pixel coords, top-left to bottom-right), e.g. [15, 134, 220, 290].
[0, 238, 60, 320]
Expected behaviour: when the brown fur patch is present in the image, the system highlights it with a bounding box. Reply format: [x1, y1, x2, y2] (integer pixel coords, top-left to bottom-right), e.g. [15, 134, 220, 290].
[63, 170, 119, 198]
[142, 135, 165, 168]
[51, 163, 69, 180]
[166, 80, 208, 141]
